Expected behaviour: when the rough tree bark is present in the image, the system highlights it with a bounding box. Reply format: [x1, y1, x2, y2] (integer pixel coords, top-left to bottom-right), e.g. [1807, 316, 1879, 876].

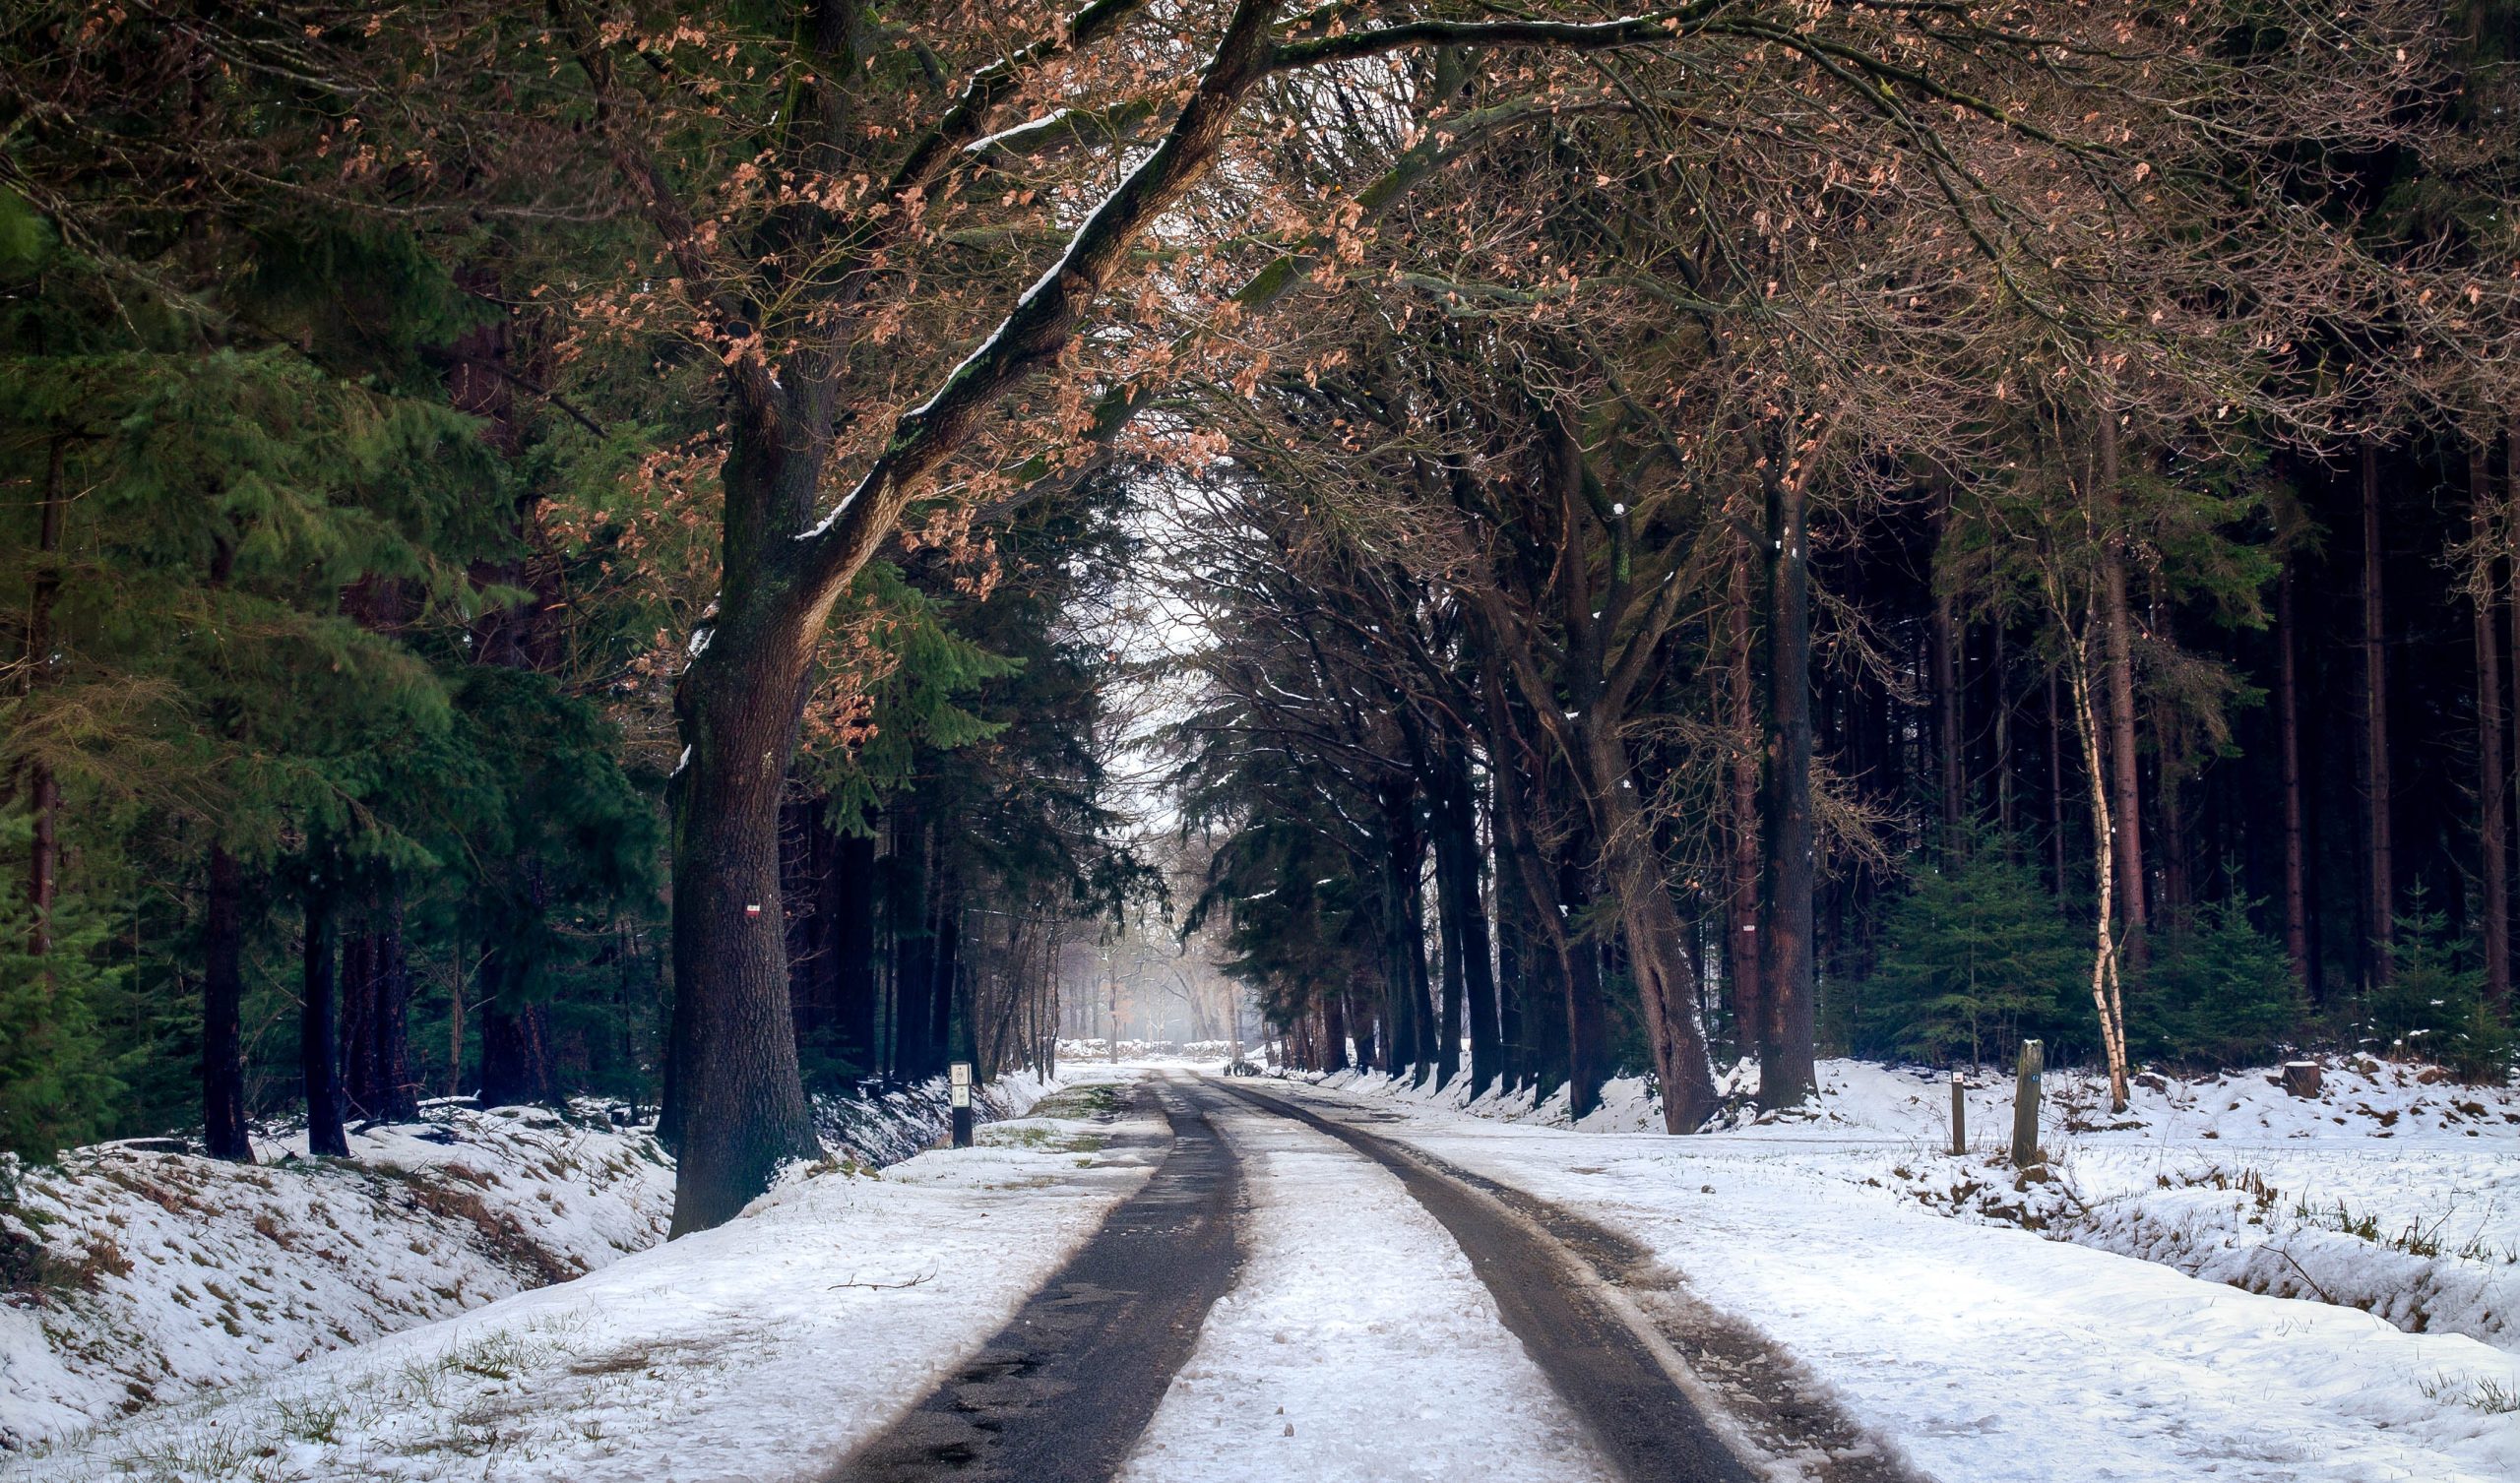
[1558, 832, 1611, 1118]
[1757, 442, 1818, 1111]
[1432, 746, 1500, 1094]
[340, 889, 416, 1124]
[201, 844, 252, 1161]
[300, 886, 348, 1157]
[1725, 509, 1764, 1065]
[2276, 562, 2312, 993]
[2360, 441, 2395, 984]
[1931, 496, 1965, 845]
[2476, 444, 2509, 1008]
[24, 437, 63, 958]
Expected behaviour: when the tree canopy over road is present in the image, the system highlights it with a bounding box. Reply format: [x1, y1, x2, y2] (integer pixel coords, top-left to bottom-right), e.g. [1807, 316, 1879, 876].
[3, 0, 2515, 1235]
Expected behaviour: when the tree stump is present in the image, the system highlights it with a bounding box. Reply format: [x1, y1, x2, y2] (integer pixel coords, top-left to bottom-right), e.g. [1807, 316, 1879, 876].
[2281, 1061, 2321, 1098]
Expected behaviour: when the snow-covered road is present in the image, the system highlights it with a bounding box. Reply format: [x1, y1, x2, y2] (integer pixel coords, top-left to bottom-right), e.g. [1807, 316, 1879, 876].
[1119, 1083, 1621, 1483]
[14, 1062, 2516, 1483]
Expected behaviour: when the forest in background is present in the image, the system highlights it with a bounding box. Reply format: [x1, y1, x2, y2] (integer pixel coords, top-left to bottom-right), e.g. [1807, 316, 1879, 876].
[1, 1, 2516, 1231]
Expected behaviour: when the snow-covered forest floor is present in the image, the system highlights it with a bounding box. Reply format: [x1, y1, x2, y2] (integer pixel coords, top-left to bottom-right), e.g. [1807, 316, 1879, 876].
[1322, 1054, 2520, 1352]
[1315, 1054, 2520, 1479]
[0, 1075, 1048, 1453]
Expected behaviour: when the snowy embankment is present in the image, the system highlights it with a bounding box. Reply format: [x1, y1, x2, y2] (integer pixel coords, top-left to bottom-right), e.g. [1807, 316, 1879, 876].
[5, 1069, 1133, 1482]
[2, 1075, 1047, 1453]
[0, 1101, 673, 1452]
[1322, 1055, 2520, 1353]
[1297, 1057, 2520, 1481]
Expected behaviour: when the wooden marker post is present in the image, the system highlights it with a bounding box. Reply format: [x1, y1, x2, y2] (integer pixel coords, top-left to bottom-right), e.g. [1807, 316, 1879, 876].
[2011, 1039, 2044, 1168]
[1950, 1070, 1967, 1155]
[950, 1062, 974, 1148]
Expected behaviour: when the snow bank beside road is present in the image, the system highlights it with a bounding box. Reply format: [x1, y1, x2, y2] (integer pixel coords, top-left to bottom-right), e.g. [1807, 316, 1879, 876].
[1321, 1055, 2520, 1352]
[10, 1069, 1154, 1483]
[1275, 1069, 2520, 1482]
[1, 1072, 1055, 1452]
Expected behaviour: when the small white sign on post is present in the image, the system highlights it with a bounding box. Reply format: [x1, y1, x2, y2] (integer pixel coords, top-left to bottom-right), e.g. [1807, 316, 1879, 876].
[948, 1062, 976, 1149]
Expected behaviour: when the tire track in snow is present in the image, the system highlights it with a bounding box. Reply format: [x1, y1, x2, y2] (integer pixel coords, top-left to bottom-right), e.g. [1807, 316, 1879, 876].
[1117, 1080, 1625, 1483]
[831, 1076, 1242, 1483]
[1221, 1080, 1916, 1483]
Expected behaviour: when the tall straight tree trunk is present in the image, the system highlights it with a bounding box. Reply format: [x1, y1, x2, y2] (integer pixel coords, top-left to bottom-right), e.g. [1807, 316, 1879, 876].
[1432, 753, 1499, 1095]
[1322, 988, 1351, 1073]
[1558, 835, 1611, 1119]
[929, 875, 960, 1074]
[1931, 502, 1965, 845]
[1404, 844, 1437, 1077]
[782, 798, 837, 1057]
[1493, 876, 1528, 1092]
[476, 980, 555, 1106]
[1724, 519, 1764, 1064]
[1434, 844, 1466, 1089]
[1758, 460, 1818, 1110]
[887, 803, 936, 1081]
[2360, 441, 2395, 984]
[2474, 444, 2510, 1008]
[2097, 407, 2148, 963]
[341, 889, 416, 1124]
[834, 821, 879, 1084]
[1484, 663, 1564, 1097]
[2277, 564, 2312, 991]
[666, 616, 823, 1230]
[1378, 780, 1435, 1081]
[1993, 623, 2015, 839]
[2048, 669, 2069, 896]
[1381, 812, 1413, 1080]
[301, 887, 348, 1157]
[23, 437, 64, 957]
[2499, 415, 2520, 986]
[339, 929, 377, 1121]
[201, 845, 252, 1161]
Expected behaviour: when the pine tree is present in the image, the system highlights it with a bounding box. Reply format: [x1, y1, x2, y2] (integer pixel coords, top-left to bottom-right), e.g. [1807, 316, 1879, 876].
[2132, 897, 2302, 1070]
[2363, 889, 2509, 1080]
[1861, 834, 2091, 1067]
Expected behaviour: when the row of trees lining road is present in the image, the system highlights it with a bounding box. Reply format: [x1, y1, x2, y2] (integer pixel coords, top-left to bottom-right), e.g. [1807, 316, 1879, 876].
[1157, 1, 2510, 1127]
[2, 2, 2512, 1232]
